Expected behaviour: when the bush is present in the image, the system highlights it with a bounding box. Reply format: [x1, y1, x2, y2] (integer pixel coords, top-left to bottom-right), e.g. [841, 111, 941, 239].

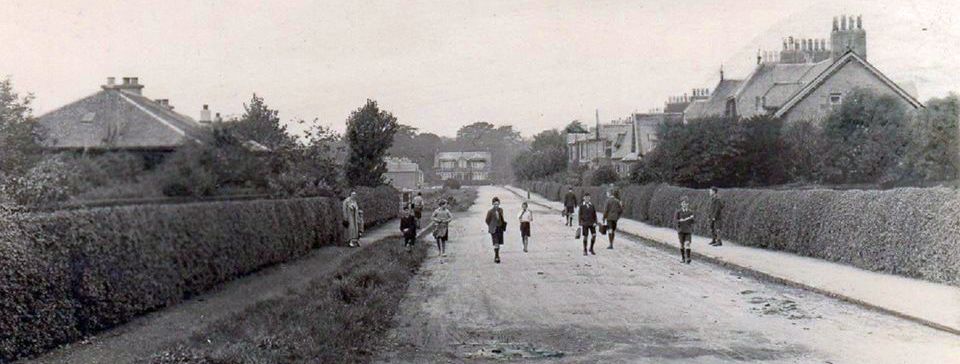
[0, 155, 86, 206]
[0, 196, 346, 361]
[443, 178, 462, 190]
[589, 165, 620, 186]
[521, 181, 960, 287]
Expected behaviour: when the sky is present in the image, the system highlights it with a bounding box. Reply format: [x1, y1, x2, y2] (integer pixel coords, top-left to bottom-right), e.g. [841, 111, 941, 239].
[1, 0, 958, 138]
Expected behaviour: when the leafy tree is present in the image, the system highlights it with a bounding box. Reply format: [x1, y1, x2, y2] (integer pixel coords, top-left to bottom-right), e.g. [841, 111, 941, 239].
[781, 119, 829, 183]
[225, 93, 295, 150]
[511, 129, 567, 181]
[564, 120, 588, 133]
[0, 77, 43, 179]
[821, 88, 909, 183]
[345, 99, 399, 187]
[899, 93, 959, 182]
[269, 122, 344, 196]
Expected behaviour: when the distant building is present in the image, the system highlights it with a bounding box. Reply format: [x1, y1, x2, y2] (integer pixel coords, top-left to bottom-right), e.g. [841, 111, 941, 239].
[567, 120, 642, 178]
[384, 157, 424, 190]
[684, 15, 922, 123]
[435, 151, 492, 183]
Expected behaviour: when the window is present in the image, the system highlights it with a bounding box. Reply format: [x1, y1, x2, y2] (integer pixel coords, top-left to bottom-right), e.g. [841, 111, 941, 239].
[81, 112, 95, 123]
[829, 93, 843, 106]
[647, 134, 657, 141]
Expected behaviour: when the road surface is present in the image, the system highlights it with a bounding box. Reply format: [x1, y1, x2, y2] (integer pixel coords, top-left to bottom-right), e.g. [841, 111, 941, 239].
[376, 186, 960, 363]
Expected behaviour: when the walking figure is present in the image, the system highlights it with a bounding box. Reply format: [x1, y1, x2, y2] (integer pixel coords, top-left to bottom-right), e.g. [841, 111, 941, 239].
[518, 201, 533, 253]
[563, 187, 578, 226]
[431, 199, 453, 256]
[412, 191, 424, 222]
[603, 189, 623, 250]
[675, 197, 695, 263]
[342, 191, 364, 247]
[485, 197, 507, 264]
[579, 193, 598, 256]
[709, 187, 724, 247]
[400, 204, 418, 252]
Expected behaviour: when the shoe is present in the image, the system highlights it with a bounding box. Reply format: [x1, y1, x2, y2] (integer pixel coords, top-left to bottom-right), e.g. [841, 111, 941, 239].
[583, 250, 588, 256]
[716, 242, 723, 246]
[495, 257, 500, 264]
[607, 245, 613, 250]
[590, 249, 596, 255]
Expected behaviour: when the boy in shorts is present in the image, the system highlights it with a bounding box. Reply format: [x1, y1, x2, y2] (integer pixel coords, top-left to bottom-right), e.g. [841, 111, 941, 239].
[675, 197, 695, 264]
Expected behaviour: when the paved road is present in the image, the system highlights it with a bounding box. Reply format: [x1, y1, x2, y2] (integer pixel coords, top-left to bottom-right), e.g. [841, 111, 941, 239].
[376, 186, 960, 363]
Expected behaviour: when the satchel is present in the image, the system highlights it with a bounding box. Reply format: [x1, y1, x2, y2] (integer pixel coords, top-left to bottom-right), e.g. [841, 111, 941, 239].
[575, 227, 581, 239]
[599, 223, 607, 235]
[498, 209, 507, 232]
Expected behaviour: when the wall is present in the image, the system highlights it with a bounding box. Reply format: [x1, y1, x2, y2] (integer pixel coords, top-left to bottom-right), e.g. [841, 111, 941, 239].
[782, 60, 916, 123]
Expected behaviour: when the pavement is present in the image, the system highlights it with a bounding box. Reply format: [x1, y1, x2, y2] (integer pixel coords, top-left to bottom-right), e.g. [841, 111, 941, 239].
[375, 186, 960, 363]
[23, 218, 424, 364]
[505, 185, 960, 336]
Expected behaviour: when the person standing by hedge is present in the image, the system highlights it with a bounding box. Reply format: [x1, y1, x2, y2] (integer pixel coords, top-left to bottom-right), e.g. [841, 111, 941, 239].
[603, 189, 623, 250]
[579, 193, 598, 256]
[485, 197, 507, 263]
[518, 201, 533, 253]
[563, 187, 578, 226]
[400, 204, 418, 252]
[675, 197, 695, 264]
[431, 199, 453, 257]
[412, 191, 424, 222]
[343, 191, 364, 247]
[709, 187, 724, 247]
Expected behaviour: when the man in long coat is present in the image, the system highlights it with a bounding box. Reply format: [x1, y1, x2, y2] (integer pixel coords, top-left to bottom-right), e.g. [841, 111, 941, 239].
[343, 191, 364, 247]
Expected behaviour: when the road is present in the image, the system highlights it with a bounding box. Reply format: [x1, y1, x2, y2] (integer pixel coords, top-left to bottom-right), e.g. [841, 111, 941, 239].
[376, 186, 960, 363]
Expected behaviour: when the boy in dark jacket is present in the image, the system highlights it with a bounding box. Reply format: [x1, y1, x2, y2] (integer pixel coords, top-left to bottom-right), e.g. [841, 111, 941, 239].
[579, 193, 598, 256]
[675, 197, 695, 264]
[603, 189, 623, 250]
[563, 188, 578, 226]
[400, 204, 418, 252]
[709, 187, 724, 247]
[485, 197, 507, 264]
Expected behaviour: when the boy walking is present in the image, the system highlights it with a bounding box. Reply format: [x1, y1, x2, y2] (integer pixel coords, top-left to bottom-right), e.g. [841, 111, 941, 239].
[518, 201, 533, 253]
[412, 192, 424, 222]
[675, 197, 695, 264]
[431, 199, 453, 256]
[563, 187, 578, 226]
[709, 187, 724, 247]
[400, 204, 418, 252]
[485, 197, 507, 264]
[603, 189, 623, 250]
[579, 193, 598, 256]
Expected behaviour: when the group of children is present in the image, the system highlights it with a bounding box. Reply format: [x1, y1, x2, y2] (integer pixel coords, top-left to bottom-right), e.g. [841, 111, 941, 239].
[400, 192, 454, 256]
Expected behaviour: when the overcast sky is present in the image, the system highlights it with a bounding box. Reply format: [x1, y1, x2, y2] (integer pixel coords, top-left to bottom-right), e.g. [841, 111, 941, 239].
[2, 0, 958, 137]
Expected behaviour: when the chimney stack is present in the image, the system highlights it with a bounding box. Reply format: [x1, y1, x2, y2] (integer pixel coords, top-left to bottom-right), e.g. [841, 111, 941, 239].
[200, 104, 212, 123]
[107, 77, 116, 86]
[110, 76, 145, 95]
[215, 112, 223, 123]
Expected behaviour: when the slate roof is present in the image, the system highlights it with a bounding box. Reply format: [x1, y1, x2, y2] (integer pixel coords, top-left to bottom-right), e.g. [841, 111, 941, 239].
[38, 88, 206, 150]
[436, 151, 491, 161]
[683, 79, 743, 120]
[733, 60, 832, 118]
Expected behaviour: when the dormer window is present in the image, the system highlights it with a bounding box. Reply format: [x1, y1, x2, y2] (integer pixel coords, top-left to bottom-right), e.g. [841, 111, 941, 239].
[829, 93, 843, 106]
[81, 112, 95, 123]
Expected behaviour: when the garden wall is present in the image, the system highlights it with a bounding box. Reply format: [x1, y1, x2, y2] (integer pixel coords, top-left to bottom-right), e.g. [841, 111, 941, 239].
[521, 181, 960, 287]
[0, 187, 399, 362]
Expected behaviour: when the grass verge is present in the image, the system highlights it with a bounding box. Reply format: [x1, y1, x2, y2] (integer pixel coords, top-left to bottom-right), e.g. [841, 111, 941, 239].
[144, 187, 476, 364]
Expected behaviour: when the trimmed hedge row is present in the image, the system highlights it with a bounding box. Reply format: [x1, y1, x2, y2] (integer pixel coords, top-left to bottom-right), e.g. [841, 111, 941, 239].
[352, 185, 401, 229]
[521, 181, 960, 286]
[0, 186, 401, 362]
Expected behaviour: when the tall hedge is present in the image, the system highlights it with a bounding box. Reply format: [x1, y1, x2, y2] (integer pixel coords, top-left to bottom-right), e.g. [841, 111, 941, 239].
[521, 181, 960, 286]
[0, 193, 386, 362]
[352, 185, 401, 228]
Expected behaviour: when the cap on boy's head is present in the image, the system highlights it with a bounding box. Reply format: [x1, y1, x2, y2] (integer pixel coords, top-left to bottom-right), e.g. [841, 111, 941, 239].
[710, 186, 718, 193]
[681, 196, 689, 203]
[584, 192, 591, 197]
[439, 199, 447, 206]
[492, 197, 500, 204]
[402, 204, 410, 210]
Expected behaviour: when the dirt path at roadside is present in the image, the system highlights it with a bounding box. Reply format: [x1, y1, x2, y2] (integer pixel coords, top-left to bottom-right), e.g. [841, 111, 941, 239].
[376, 186, 960, 363]
[24, 223, 405, 364]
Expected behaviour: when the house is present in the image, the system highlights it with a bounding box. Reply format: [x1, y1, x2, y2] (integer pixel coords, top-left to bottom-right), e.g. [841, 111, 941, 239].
[37, 77, 212, 165]
[435, 151, 492, 183]
[567, 120, 641, 177]
[684, 15, 922, 123]
[384, 157, 424, 190]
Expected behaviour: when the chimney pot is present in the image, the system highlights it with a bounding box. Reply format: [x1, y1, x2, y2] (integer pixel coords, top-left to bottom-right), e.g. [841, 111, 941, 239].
[122, 77, 131, 85]
[857, 15, 862, 29]
[131, 77, 139, 85]
[841, 15, 847, 30]
[107, 77, 116, 86]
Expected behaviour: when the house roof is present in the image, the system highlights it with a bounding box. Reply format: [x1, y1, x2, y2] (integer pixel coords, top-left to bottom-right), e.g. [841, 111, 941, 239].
[733, 60, 831, 118]
[436, 151, 491, 161]
[683, 79, 743, 120]
[774, 51, 924, 117]
[38, 88, 206, 150]
[386, 157, 421, 173]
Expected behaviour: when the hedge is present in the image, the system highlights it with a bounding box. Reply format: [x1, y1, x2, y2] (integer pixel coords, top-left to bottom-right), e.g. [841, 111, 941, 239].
[0, 186, 399, 362]
[352, 185, 401, 229]
[521, 181, 960, 287]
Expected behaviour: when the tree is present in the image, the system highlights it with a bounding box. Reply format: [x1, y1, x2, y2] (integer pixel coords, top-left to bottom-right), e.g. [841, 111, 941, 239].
[511, 129, 567, 181]
[225, 93, 295, 150]
[821, 88, 909, 183]
[900, 93, 960, 182]
[589, 164, 620, 186]
[0, 77, 43, 179]
[269, 122, 344, 196]
[782, 119, 829, 183]
[345, 99, 399, 187]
